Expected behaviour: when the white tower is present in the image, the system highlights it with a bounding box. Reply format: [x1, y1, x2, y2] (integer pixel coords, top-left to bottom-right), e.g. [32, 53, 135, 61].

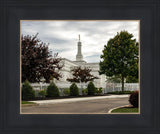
[76, 35, 83, 61]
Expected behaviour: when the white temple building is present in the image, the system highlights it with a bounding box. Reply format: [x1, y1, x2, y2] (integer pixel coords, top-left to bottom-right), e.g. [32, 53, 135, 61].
[54, 35, 107, 89]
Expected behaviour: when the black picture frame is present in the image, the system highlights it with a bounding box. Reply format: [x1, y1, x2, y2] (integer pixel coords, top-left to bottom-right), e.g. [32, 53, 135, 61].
[0, 0, 160, 133]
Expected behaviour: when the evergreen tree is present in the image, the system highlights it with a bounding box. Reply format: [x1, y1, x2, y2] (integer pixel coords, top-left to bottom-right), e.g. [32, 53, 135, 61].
[47, 82, 60, 97]
[87, 82, 96, 95]
[69, 83, 79, 96]
[22, 80, 35, 100]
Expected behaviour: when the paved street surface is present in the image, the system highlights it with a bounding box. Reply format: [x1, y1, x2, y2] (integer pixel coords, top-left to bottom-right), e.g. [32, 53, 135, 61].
[21, 96, 129, 114]
[29, 95, 129, 105]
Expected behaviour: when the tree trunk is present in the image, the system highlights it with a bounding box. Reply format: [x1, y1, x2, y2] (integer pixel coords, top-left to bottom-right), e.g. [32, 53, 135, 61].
[122, 76, 124, 92]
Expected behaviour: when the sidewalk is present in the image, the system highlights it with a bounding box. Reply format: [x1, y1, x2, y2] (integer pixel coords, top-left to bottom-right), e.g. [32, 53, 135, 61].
[29, 95, 129, 105]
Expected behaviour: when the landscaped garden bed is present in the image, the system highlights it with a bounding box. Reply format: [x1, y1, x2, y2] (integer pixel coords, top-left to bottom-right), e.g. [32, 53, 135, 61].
[110, 90, 139, 113]
[107, 90, 135, 94]
[22, 80, 107, 101]
[22, 94, 111, 101]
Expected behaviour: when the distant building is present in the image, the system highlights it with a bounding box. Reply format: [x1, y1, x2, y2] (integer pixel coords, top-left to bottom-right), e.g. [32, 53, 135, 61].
[54, 35, 106, 88]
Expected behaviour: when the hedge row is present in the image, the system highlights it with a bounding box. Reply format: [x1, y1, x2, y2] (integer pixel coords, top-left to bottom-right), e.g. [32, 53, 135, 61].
[22, 80, 60, 100]
[22, 81, 100, 100]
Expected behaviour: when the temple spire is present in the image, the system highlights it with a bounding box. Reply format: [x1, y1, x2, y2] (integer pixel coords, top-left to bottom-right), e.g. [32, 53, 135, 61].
[76, 34, 83, 61]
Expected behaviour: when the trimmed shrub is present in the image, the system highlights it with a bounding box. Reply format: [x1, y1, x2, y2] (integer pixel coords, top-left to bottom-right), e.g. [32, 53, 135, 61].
[63, 88, 70, 96]
[87, 82, 96, 95]
[70, 83, 79, 96]
[82, 89, 88, 95]
[22, 80, 35, 100]
[108, 90, 135, 94]
[38, 90, 46, 98]
[96, 87, 103, 95]
[47, 82, 60, 97]
[129, 91, 139, 107]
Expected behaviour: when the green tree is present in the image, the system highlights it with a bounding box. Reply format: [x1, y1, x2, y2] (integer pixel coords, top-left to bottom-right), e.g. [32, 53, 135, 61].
[107, 75, 121, 83]
[100, 31, 139, 91]
[126, 76, 138, 83]
[126, 62, 139, 83]
[87, 82, 96, 95]
[22, 80, 35, 100]
[46, 82, 60, 97]
[38, 90, 47, 98]
[69, 83, 79, 96]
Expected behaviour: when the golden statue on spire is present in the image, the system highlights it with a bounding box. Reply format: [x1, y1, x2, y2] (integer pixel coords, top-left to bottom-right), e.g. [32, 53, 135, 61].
[79, 34, 80, 41]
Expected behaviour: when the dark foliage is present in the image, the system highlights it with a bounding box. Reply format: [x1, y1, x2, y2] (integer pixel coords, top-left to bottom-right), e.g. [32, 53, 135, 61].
[38, 90, 46, 98]
[107, 90, 135, 94]
[63, 88, 70, 96]
[69, 83, 79, 96]
[47, 82, 60, 97]
[129, 91, 139, 107]
[22, 33, 63, 83]
[87, 82, 96, 95]
[67, 67, 98, 83]
[100, 31, 139, 91]
[126, 75, 139, 83]
[82, 89, 88, 95]
[22, 80, 35, 100]
[95, 87, 103, 95]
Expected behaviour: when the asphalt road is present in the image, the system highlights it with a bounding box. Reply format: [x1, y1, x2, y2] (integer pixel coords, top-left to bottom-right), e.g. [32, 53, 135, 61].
[21, 97, 129, 114]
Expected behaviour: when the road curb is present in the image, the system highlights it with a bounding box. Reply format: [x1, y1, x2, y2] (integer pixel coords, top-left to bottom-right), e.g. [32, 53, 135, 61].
[108, 105, 131, 113]
[29, 95, 129, 105]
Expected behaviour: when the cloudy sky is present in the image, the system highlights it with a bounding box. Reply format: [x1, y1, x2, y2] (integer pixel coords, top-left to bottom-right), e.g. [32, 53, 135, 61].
[21, 20, 139, 63]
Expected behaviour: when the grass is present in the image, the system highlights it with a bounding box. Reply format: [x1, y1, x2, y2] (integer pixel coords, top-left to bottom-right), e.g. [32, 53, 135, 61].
[21, 101, 36, 104]
[111, 107, 138, 113]
[107, 90, 135, 94]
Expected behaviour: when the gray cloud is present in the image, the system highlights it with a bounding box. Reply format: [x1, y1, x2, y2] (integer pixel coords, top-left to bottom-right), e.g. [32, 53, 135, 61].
[21, 20, 139, 63]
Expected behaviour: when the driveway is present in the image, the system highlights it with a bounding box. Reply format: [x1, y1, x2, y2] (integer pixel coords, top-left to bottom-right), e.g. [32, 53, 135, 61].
[21, 95, 129, 114]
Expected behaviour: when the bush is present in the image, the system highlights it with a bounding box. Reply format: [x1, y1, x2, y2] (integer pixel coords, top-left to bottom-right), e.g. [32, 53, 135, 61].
[63, 88, 70, 96]
[107, 90, 135, 94]
[38, 90, 46, 98]
[82, 89, 88, 95]
[129, 91, 139, 107]
[47, 82, 60, 97]
[70, 83, 79, 96]
[87, 82, 96, 95]
[22, 80, 35, 100]
[96, 87, 103, 95]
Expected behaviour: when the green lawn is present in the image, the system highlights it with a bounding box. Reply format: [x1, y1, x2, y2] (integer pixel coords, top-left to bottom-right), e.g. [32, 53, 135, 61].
[111, 107, 138, 113]
[21, 101, 35, 104]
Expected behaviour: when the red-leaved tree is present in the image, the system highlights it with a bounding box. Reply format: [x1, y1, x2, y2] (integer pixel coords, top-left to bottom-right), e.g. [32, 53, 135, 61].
[22, 33, 63, 83]
[67, 67, 98, 88]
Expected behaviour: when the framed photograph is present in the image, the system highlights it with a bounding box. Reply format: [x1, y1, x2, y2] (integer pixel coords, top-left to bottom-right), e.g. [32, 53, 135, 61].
[20, 20, 140, 114]
[0, 0, 159, 133]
